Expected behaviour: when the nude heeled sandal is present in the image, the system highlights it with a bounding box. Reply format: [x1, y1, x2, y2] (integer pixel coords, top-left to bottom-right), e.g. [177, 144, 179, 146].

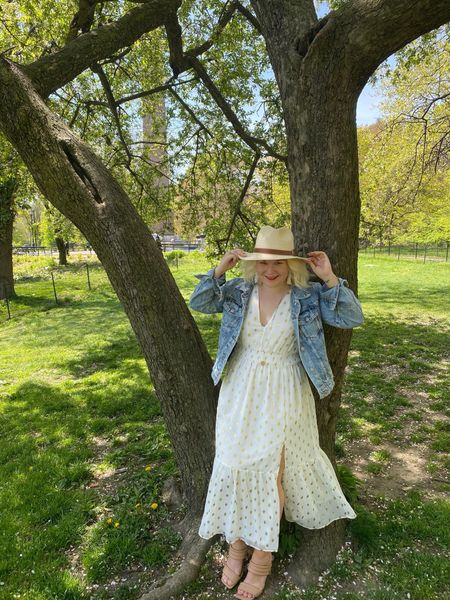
[234, 552, 273, 599]
[221, 541, 253, 589]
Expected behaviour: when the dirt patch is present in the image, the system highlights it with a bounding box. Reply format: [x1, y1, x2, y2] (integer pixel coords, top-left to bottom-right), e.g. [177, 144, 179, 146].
[343, 364, 450, 506]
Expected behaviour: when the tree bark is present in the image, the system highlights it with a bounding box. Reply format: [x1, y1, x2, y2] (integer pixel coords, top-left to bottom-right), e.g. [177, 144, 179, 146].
[0, 177, 17, 300]
[0, 57, 217, 511]
[55, 236, 68, 266]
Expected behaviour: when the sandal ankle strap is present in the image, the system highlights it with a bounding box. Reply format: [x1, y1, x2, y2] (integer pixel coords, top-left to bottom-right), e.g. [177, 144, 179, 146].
[247, 555, 273, 576]
[228, 542, 249, 560]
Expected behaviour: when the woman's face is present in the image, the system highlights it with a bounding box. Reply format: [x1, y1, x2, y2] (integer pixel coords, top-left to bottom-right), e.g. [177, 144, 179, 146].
[255, 259, 289, 287]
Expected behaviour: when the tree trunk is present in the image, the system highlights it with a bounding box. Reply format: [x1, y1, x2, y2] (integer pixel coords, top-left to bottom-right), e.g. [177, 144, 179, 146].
[55, 236, 68, 265]
[0, 178, 17, 300]
[251, 1, 363, 584]
[0, 57, 217, 512]
[285, 91, 361, 587]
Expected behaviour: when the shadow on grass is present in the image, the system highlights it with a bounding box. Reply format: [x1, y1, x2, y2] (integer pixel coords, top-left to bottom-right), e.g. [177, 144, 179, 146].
[0, 372, 174, 594]
[340, 315, 449, 441]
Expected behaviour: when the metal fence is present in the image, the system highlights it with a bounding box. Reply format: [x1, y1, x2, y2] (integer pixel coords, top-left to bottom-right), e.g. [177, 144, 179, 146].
[12, 240, 203, 256]
[2, 249, 194, 321]
[360, 242, 449, 262]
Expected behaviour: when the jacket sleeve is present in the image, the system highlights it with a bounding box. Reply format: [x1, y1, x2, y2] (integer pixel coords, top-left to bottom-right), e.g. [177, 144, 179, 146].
[189, 267, 229, 314]
[317, 277, 364, 328]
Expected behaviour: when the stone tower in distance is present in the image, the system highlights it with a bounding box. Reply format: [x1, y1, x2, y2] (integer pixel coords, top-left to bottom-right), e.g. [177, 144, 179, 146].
[142, 94, 173, 233]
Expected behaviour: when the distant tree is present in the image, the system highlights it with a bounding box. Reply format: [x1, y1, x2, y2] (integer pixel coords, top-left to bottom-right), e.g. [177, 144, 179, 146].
[359, 32, 449, 245]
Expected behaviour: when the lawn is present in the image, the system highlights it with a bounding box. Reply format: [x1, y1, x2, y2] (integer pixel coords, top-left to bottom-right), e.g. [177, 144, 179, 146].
[0, 251, 449, 599]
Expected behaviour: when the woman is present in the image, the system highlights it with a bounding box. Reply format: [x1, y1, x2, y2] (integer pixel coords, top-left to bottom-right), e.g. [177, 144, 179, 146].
[189, 226, 364, 599]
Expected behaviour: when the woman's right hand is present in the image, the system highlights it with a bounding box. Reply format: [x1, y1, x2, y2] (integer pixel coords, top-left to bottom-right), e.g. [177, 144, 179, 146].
[214, 248, 247, 278]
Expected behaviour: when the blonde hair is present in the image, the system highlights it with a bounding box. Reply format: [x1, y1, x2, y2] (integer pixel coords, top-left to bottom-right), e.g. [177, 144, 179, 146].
[240, 259, 312, 288]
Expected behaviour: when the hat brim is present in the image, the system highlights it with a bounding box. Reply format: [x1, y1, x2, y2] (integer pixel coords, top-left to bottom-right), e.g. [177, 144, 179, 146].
[240, 253, 308, 261]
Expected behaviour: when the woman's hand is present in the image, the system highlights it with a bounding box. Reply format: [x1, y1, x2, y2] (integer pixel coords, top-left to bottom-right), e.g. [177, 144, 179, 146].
[306, 251, 337, 284]
[214, 249, 247, 278]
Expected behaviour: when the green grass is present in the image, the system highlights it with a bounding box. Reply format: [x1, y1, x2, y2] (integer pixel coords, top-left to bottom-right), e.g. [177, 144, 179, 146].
[0, 251, 449, 599]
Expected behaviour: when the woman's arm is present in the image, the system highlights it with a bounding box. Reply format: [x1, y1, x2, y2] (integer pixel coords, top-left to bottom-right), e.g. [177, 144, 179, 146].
[189, 267, 228, 314]
[306, 250, 364, 328]
[189, 248, 247, 314]
[317, 278, 364, 328]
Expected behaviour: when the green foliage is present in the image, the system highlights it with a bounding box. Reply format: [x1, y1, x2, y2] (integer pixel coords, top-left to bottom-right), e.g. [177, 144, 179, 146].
[336, 463, 362, 506]
[164, 249, 186, 262]
[358, 34, 450, 245]
[277, 518, 303, 559]
[348, 505, 380, 549]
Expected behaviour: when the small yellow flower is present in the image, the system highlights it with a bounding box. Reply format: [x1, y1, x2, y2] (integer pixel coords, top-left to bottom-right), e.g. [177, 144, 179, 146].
[150, 502, 158, 510]
[106, 517, 113, 524]
[114, 522, 120, 528]
[144, 465, 152, 472]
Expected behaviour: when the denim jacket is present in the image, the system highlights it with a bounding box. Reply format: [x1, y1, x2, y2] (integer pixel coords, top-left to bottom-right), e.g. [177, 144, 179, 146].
[189, 267, 364, 399]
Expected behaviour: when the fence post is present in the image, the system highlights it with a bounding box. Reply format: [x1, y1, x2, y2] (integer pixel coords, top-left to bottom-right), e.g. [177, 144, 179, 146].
[51, 271, 58, 304]
[86, 263, 91, 290]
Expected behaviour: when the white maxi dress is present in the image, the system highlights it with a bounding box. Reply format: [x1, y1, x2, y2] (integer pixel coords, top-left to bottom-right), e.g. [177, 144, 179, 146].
[198, 284, 357, 552]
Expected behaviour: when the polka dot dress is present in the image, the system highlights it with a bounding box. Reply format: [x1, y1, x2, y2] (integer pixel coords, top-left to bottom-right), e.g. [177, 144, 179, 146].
[198, 285, 357, 552]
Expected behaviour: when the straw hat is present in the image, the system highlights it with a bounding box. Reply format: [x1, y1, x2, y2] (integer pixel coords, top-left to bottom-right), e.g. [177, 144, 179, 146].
[240, 225, 308, 261]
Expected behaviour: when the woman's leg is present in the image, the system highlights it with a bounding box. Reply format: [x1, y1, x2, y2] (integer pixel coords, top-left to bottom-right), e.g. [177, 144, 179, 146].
[223, 447, 285, 592]
[221, 539, 248, 587]
[235, 447, 284, 598]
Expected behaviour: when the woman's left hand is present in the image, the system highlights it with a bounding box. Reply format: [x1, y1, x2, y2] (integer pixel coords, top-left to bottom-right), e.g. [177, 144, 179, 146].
[306, 251, 336, 281]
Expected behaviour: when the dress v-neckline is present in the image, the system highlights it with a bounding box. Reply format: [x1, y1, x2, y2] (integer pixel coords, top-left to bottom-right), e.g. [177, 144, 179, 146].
[256, 286, 290, 328]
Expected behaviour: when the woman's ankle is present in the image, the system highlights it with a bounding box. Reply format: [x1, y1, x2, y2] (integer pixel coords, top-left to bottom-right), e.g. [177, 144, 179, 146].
[251, 548, 272, 561]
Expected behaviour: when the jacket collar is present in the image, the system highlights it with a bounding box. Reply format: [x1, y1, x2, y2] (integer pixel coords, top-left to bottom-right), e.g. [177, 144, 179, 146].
[235, 279, 312, 300]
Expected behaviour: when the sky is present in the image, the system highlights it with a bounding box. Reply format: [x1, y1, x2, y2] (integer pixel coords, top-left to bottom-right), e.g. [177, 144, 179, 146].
[357, 82, 383, 126]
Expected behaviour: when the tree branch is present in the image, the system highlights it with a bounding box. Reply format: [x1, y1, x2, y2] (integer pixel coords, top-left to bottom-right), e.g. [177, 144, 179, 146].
[187, 55, 286, 161]
[236, 2, 262, 34]
[164, 12, 286, 162]
[91, 62, 133, 164]
[340, 0, 450, 88]
[168, 87, 213, 137]
[22, 0, 182, 98]
[216, 153, 260, 253]
[187, 0, 240, 58]
[66, 0, 99, 43]
[84, 76, 198, 107]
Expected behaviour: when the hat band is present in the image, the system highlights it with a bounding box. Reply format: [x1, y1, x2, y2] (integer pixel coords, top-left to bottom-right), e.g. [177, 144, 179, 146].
[253, 247, 297, 256]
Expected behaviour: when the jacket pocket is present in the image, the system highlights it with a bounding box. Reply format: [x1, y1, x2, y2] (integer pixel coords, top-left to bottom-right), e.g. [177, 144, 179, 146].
[223, 297, 242, 315]
[299, 309, 322, 338]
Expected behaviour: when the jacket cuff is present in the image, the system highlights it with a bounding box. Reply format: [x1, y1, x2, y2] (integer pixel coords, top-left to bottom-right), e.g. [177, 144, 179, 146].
[319, 277, 349, 310]
[194, 267, 226, 289]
